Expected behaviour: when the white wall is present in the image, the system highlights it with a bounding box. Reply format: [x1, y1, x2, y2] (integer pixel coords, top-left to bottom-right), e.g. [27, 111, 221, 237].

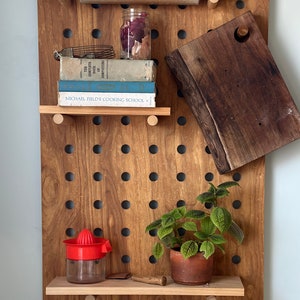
[0, 0, 299, 299]
[0, 0, 42, 299]
[266, 0, 300, 299]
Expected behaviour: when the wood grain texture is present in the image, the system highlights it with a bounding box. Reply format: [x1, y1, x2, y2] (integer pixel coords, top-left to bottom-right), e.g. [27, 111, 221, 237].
[80, 0, 201, 4]
[166, 11, 300, 174]
[39, 1, 267, 299]
[46, 276, 244, 296]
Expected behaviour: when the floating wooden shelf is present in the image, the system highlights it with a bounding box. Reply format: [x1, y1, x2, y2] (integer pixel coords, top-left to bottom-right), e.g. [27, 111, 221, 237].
[39, 105, 171, 126]
[39, 105, 171, 116]
[46, 276, 244, 297]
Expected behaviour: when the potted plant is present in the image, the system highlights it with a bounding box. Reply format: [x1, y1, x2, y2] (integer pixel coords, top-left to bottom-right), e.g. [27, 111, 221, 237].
[145, 181, 244, 285]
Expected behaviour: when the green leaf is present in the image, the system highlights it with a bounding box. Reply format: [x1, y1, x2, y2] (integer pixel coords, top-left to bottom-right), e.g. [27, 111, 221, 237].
[152, 242, 164, 259]
[180, 240, 199, 259]
[157, 226, 174, 240]
[227, 220, 244, 244]
[201, 216, 216, 235]
[196, 191, 215, 204]
[200, 240, 215, 259]
[210, 207, 232, 233]
[175, 206, 187, 218]
[215, 188, 230, 198]
[185, 209, 205, 220]
[217, 181, 239, 190]
[182, 221, 198, 232]
[194, 231, 209, 241]
[145, 219, 161, 232]
[209, 234, 226, 245]
[161, 213, 175, 227]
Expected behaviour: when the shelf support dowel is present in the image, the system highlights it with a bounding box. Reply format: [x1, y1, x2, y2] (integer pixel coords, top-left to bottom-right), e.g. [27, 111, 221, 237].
[52, 113, 74, 125]
[147, 115, 159, 126]
[207, 0, 219, 9]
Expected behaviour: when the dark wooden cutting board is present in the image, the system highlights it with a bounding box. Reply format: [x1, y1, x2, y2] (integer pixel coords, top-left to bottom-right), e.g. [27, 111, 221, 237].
[166, 11, 300, 174]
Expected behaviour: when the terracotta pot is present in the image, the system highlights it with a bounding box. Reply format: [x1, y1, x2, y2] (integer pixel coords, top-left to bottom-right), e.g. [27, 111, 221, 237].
[170, 248, 213, 285]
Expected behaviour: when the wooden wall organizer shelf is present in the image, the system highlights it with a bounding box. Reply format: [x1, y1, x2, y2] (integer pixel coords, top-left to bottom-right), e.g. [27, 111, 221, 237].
[39, 105, 171, 126]
[46, 276, 244, 296]
[38, 0, 267, 299]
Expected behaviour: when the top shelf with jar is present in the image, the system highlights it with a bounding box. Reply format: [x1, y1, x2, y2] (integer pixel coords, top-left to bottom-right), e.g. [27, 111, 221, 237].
[80, 0, 220, 8]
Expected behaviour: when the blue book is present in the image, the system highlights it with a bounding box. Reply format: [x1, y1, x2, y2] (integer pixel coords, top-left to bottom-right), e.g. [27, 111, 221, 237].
[58, 80, 156, 93]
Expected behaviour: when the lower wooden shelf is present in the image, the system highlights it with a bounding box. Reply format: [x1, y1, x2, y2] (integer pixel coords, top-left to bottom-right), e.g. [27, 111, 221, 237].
[46, 276, 244, 296]
[39, 105, 171, 116]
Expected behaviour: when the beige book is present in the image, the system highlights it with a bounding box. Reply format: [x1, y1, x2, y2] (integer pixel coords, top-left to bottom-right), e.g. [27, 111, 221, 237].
[60, 57, 157, 82]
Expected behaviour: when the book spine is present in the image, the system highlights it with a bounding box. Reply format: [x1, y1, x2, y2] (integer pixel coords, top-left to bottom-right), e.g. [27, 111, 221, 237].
[58, 80, 156, 93]
[60, 57, 157, 82]
[58, 91, 156, 107]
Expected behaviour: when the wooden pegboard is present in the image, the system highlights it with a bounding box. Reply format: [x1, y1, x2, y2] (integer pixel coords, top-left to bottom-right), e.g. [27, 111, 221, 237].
[39, 0, 268, 299]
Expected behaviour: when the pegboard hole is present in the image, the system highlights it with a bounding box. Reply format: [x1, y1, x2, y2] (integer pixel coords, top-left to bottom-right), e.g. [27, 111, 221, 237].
[93, 116, 102, 125]
[121, 200, 131, 209]
[93, 200, 103, 209]
[177, 227, 186, 236]
[177, 29, 187, 39]
[63, 28, 73, 38]
[66, 228, 76, 237]
[151, 29, 159, 39]
[91, 28, 101, 39]
[148, 229, 157, 237]
[120, 4, 130, 9]
[149, 4, 158, 9]
[91, 4, 101, 8]
[149, 200, 158, 209]
[205, 145, 211, 154]
[177, 200, 186, 207]
[65, 200, 74, 209]
[232, 255, 241, 264]
[121, 228, 131, 237]
[178, 5, 187, 9]
[177, 144, 186, 154]
[121, 144, 131, 154]
[149, 255, 157, 264]
[232, 200, 242, 209]
[93, 172, 103, 181]
[65, 172, 74, 181]
[177, 172, 186, 182]
[149, 144, 158, 154]
[121, 255, 130, 264]
[149, 172, 158, 181]
[93, 144, 102, 154]
[205, 202, 213, 209]
[236, 0, 245, 9]
[121, 116, 130, 125]
[121, 172, 131, 181]
[177, 116, 187, 126]
[177, 89, 184, 98]
[205, 172, 214, 182]
[94, 228, 103, 237]
[65, 144, 74, 154]
[232, 172, 242, 181]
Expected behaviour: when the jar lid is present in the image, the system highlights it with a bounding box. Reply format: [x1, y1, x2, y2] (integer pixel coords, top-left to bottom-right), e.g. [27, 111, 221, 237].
[63, 229, 112, 260]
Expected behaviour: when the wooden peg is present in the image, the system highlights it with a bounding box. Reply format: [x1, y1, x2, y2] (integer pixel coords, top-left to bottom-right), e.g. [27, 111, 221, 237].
[207, 0, 219, 9]
[237, 25, 249, 38]
[206, 296, 217, 300]
[85, 296, 96, 300]
[147, 115, 158, 126]
[131, 275, 167, 286]
[52, 113, 74, 125]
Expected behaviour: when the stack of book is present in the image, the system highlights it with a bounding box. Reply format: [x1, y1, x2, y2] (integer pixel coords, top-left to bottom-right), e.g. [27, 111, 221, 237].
[58, 57, 157, 107]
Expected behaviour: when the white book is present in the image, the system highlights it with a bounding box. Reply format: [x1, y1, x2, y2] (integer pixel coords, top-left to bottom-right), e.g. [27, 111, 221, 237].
[58, 91, 156, 107]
